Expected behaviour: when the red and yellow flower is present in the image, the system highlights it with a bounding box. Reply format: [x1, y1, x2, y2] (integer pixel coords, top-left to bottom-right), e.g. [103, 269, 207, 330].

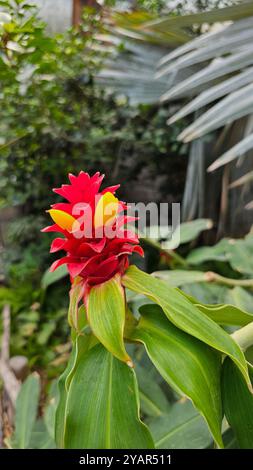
[43, 171, 143, 287]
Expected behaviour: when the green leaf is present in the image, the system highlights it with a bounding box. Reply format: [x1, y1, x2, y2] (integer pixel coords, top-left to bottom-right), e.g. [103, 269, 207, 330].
[12, 374, 40, 449]
[150, 400, 212, 449]
[153, 269, 207, 287]
[129, 304, 222, 447]
[222, 428, 238, 449]
[186, 233, 253, 276]
[87, 273, 131, 365]
[226, 286, 253, 314]
[122, 266, 250, 386]
[36, 321, 56, 345]
[62, 343, 154, 449]
[29, 420, 56, 449]
[182, 282, 228, 304]
[68, 278, 85, 330]
[55, 333, 94, 448]
[180, 219, 213, 243]
[146, 219, 212, 248]
[193, 302, 253, 327]
[135, 363, 169, 418]
[41, 264, 68, 289]
[186, 238, 231, 265]
[177, 219, 213, 245]
[179, 288, 253, 326]
[222, 358, 253, 448]
[44, 380, 59, 440]
[227, 234, 253, 276]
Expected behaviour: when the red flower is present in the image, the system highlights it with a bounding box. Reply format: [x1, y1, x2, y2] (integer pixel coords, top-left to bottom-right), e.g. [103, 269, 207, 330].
[42, 171, 143, 286]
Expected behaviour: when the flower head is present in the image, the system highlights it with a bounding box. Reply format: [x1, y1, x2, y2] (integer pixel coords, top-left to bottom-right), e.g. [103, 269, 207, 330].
[43, 171, 143, 286]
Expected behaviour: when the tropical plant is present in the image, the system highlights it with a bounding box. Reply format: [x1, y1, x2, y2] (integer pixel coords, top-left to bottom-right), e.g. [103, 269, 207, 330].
[99, 1, 253, 234]
[0, 1, 188, 281]
[154, 2, 253, 226]
[7, 374, 56, 449]
[38, 171, 253, 449]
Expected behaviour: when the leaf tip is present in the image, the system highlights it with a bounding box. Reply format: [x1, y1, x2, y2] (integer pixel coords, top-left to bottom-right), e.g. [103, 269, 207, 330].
[126, 358, 134, 368]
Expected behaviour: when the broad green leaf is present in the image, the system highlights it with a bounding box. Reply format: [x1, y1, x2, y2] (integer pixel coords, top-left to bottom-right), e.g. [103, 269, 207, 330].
[146, 219, 212, 247]
[192, 302, 253, 327]
[186, 238, 231, 265]
[222, 358, 253, 448]
[44, 380, 59, 440]
[187, 233, 253, 276]
[122, 266, 250, 386]
[55, 341, 78, 448]
[12, 374, 40, 449]
[129, 304, 223, 447]
[179, 219, 213, 245]
[55, 333, 93, 448]
[87, 274, 131, 365]
[181, 282, 228, 304]
[41, 264, 68, 289]
[150, 400, 212, 449]
[135, 363, 169, 418]
[63, 343, 154, 449]
[222, 428, 238, 449]
[226, 286, 253, 314]
[186, 233, 253, 275]
[227, 234, 253, 276]
[179, 288, 253, 326]
[29, 420, 56, 449]
[153, 270, 207, 287]
[195, 303, 253, 326]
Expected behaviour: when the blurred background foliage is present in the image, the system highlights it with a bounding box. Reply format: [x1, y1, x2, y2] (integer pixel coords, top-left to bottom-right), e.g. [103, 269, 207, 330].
[0, 0, 253, 449]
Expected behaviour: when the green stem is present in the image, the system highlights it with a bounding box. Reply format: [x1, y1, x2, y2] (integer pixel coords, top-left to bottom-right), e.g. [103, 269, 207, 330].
[204, 271, 253, 288]
[144, 237, 188, 267]
[231, 322, 253, 352]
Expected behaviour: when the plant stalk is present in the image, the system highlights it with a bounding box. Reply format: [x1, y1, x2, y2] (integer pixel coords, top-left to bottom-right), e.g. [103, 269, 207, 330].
[204, 271, 253, 288]
[231, 322, 253, 352]
[144, 237, 188, 267]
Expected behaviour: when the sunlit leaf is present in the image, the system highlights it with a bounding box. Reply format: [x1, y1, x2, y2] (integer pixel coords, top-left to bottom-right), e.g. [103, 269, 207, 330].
[62, 343, 154, 449]
[122, 266, 250, 386]
[87, 273, 131, 365]
[129, 304, 223, 447]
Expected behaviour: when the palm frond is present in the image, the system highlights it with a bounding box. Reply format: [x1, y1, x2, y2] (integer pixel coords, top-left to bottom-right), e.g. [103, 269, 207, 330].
[158, 10, 253, 170]
[208, 133, 253, 172]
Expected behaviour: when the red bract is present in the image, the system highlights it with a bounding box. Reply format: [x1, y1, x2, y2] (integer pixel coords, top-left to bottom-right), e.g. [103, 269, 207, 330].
[43, 171, 143, 286]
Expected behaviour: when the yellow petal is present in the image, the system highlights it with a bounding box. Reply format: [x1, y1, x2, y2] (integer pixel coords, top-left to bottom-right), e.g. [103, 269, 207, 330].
[94, 192, 119, 229]
[47, 209, 78, 232]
